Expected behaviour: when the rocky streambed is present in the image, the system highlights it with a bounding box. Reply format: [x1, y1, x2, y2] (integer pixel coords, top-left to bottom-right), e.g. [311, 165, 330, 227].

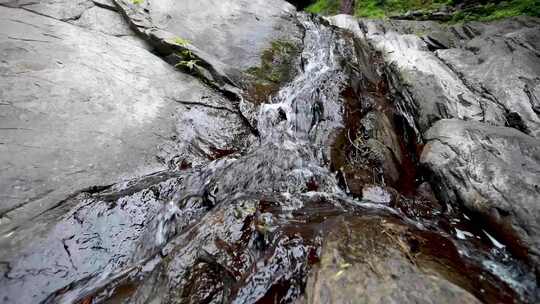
[0, 0, 539, 303]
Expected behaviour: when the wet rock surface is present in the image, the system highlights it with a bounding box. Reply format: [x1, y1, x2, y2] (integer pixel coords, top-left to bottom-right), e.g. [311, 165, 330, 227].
[306, 216, 483, 304]
[422, 119, 540, 270]
[329, 12, 540, 301]
[329, 15, 540, 136]
[1, 1, 539, 303]
[111, 0, 302, 92]
[0, 5, 244, 234]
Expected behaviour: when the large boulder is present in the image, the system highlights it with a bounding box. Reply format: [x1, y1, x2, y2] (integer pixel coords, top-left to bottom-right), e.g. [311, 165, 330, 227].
[436, 18, 540, 137]
[0, 172, 178, 304]
[111, 0, 303, 88]
[0, 5, 247, 234]
[305, 215, 485, 304]
[421, 119, 540, 268]
[143, 0, 300, 70]
[328, 15, 540, 137]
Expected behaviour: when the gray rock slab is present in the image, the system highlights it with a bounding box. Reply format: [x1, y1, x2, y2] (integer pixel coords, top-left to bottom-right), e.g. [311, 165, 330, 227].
[1, 0, 94, 21]
[329, 15, 540, 138]
[71, 5, 131, 36]
[0, 6, 221, 233]
[111, 0, 302, 85]
[436, 18, 540, 137]
[421, 119, 540, 268]
[1, 0, 149, 48]
[143, 0, 300, 70]
[305, 216, 482, 304]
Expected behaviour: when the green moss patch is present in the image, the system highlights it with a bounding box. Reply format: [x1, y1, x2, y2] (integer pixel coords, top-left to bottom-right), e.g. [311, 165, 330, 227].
[244, 40, 300, 104]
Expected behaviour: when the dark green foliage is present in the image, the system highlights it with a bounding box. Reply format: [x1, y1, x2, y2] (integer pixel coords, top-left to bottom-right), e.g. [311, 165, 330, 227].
[306, 0, 453, 17]
[451, 0, 540, 22]
[305, 0, 342, 14]
[305, 0, 539, 20]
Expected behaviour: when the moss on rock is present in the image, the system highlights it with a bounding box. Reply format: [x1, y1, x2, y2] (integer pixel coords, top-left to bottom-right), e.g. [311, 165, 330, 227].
[244, 40, 301, 104]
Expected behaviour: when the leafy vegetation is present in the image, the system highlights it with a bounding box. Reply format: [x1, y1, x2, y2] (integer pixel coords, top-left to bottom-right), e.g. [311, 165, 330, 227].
[305, 0, 540, 21]
[175, 60, 200, 71]
[305, 0, 342, 15]
[131, 0, 144, 5]
[169, 37, 191, 47]
[451, 0, 540, 22]
[166, 37, 202, 72]
[306, 0, 452, 17]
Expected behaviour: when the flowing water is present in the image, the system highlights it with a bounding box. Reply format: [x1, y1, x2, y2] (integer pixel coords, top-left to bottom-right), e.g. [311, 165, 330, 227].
[1, 13, 537, 304]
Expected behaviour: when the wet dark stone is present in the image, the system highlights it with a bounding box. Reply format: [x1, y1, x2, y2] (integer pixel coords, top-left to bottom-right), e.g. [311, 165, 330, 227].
[505, 111, 530, 134]
[305, 215, 519, 304]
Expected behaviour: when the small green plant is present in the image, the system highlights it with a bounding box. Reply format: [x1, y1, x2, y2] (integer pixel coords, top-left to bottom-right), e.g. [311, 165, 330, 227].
[171, 40, 199, 71]
[169, 37, 191, 47]
[175, 60, 200, 71]
[132, 0, 144, 5]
